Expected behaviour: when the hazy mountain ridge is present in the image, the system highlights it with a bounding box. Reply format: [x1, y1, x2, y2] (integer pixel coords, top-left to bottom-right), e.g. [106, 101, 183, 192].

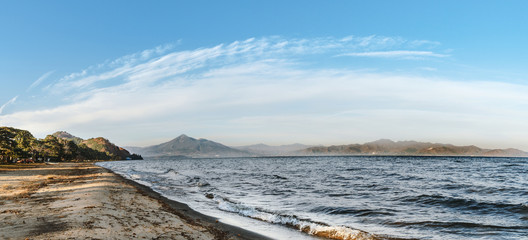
[303, 139, 528, 157]
[234, 143, 315, 156]
[132, 134, 249, 157]
[129, 136, 527, 158]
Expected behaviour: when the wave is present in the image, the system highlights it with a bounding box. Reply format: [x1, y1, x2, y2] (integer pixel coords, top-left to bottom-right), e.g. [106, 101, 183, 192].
[159, 169, 211, 187]
[162, 168, 178, 174]
[160, 168, 179, 179]
[398, 194, 528, 214]
[215, 197, 382, 240]
[312, 206, 397, 217]
[187, 176, 210, 187]
[385, 220, 527, 230]
[272, 174, 288, 180]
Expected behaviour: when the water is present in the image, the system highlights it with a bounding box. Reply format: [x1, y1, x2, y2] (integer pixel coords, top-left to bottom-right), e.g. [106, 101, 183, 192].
[97, 156, 528, 239]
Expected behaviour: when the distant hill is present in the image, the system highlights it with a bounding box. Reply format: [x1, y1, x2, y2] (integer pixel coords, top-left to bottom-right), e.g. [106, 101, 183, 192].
[52, 131, 142, 160]
[52, 131, 83, 144]
[234, 143, 314, 156]
[302, 139, 528, 157]
[81, 137, 136, 160]
[133, 134, 249, 157]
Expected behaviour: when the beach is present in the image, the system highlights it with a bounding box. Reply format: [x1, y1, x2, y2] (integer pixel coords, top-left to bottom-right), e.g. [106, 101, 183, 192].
[0, 162, 268, 240]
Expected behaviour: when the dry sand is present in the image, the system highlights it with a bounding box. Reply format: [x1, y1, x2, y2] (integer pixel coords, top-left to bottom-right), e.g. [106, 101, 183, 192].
[0, 162, 269, 240]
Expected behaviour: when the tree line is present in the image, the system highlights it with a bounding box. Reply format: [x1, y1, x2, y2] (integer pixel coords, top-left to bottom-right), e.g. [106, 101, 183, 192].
[0, 127, 141, 163]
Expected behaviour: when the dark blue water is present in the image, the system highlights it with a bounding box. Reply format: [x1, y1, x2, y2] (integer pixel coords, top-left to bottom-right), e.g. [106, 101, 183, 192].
[97, 156, 528, 239]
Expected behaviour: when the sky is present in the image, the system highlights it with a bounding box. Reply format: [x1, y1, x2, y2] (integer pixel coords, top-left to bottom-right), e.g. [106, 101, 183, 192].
[1, 1, 528, 150]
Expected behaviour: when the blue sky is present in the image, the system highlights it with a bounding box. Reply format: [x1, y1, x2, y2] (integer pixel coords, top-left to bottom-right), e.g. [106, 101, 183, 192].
[1, 1, 528, 150]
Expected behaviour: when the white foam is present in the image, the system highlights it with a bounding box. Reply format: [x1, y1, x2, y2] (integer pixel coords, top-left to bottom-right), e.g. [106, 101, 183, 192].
[161, 169, 180, 180]
[129, 174, 142, 180]
[134, 179, 152, 187]
[216, 198, 376, 240]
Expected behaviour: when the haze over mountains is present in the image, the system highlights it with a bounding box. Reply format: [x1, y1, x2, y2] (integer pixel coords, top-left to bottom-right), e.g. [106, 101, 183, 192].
[233, 143, 314, 156]
[303, 139, 528, 157]
[3, 125, 527, 160]
[129, 134, 528, 158]
[126, 134, 248, 158]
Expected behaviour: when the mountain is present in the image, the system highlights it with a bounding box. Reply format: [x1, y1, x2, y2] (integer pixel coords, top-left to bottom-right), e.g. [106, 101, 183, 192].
[51, 131, 141, 160]
[52, 131, 83, 144]
[133, 134, 249, 157]
[81, 137, 137, 160]
[302, 139, 528, 157]
[52, 131, 143, 160]
[234, 143, 315, 156]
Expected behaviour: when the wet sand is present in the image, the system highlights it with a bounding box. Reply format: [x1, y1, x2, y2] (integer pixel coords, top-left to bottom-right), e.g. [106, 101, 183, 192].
[0, 162, 269, 240]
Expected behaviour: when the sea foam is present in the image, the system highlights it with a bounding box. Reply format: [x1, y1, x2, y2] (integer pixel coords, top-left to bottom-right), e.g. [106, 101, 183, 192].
[215, 197, 377, 240]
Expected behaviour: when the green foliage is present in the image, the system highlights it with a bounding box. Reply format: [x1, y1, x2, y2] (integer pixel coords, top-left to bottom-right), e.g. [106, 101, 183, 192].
[0, 126, 142, 163]
[0, 127, 18, 163]
[14, 129, 36, 157]
[42, 135, 64, 160]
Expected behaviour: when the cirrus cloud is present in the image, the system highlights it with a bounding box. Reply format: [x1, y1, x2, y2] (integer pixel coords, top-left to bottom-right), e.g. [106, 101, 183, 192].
[1, 35, 527, 150]
[339, 50, 449, 58]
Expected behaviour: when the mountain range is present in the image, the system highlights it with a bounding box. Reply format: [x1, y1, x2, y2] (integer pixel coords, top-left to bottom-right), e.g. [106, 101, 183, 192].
[3, 125, 526, 161]
[129, 135, 528, 158]
[233, 143, 314, 156]
[302, 139, 528, 157]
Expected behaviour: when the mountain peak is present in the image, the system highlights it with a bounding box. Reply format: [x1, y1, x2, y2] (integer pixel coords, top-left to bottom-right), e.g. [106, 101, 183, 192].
[52, 131, 76, 139]
[137, 135, 248, 157]
[52, 131, 83, 144]
[172, 134, 196, 142]
[370, 139, 395, 144]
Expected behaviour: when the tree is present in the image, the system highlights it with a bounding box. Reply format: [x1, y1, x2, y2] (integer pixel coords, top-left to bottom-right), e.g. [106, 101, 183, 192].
[0, 127, 18, 163]
[14, 129, 36, 158]
[60, 139, 79, 161]
[41, 135, 64, 161]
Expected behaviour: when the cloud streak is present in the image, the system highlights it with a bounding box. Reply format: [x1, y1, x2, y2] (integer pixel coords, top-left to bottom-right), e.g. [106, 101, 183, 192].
[0, 96, 18, 115]
[28, 71, 54, 91]
[339, 50, 449, 58]
[1, 35, 527, 150]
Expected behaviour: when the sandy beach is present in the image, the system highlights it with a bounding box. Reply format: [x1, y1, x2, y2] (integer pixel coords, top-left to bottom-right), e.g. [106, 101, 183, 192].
[0, 162, 269, 240]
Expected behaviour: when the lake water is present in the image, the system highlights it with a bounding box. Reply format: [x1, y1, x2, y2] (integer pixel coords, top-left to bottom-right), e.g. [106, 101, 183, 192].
[97, 156, 528, 239]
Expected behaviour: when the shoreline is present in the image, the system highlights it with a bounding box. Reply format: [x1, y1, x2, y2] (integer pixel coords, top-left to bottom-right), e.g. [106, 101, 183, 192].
[0, 162, 270, 240]
[105, 165, 271, 240]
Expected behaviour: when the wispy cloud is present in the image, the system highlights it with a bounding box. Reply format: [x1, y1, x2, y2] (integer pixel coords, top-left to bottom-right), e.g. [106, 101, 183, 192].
[339, 50, 449, 58]
[28, 71, 54, 91]
[2, 35, 527, 150]
[45, 43, 176, 94]
[43, 36, 447, 95]
[0, 96, 18, 115]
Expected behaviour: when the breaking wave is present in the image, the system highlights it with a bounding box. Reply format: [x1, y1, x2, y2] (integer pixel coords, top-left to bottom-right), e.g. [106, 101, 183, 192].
[215, 197, 380, 240]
